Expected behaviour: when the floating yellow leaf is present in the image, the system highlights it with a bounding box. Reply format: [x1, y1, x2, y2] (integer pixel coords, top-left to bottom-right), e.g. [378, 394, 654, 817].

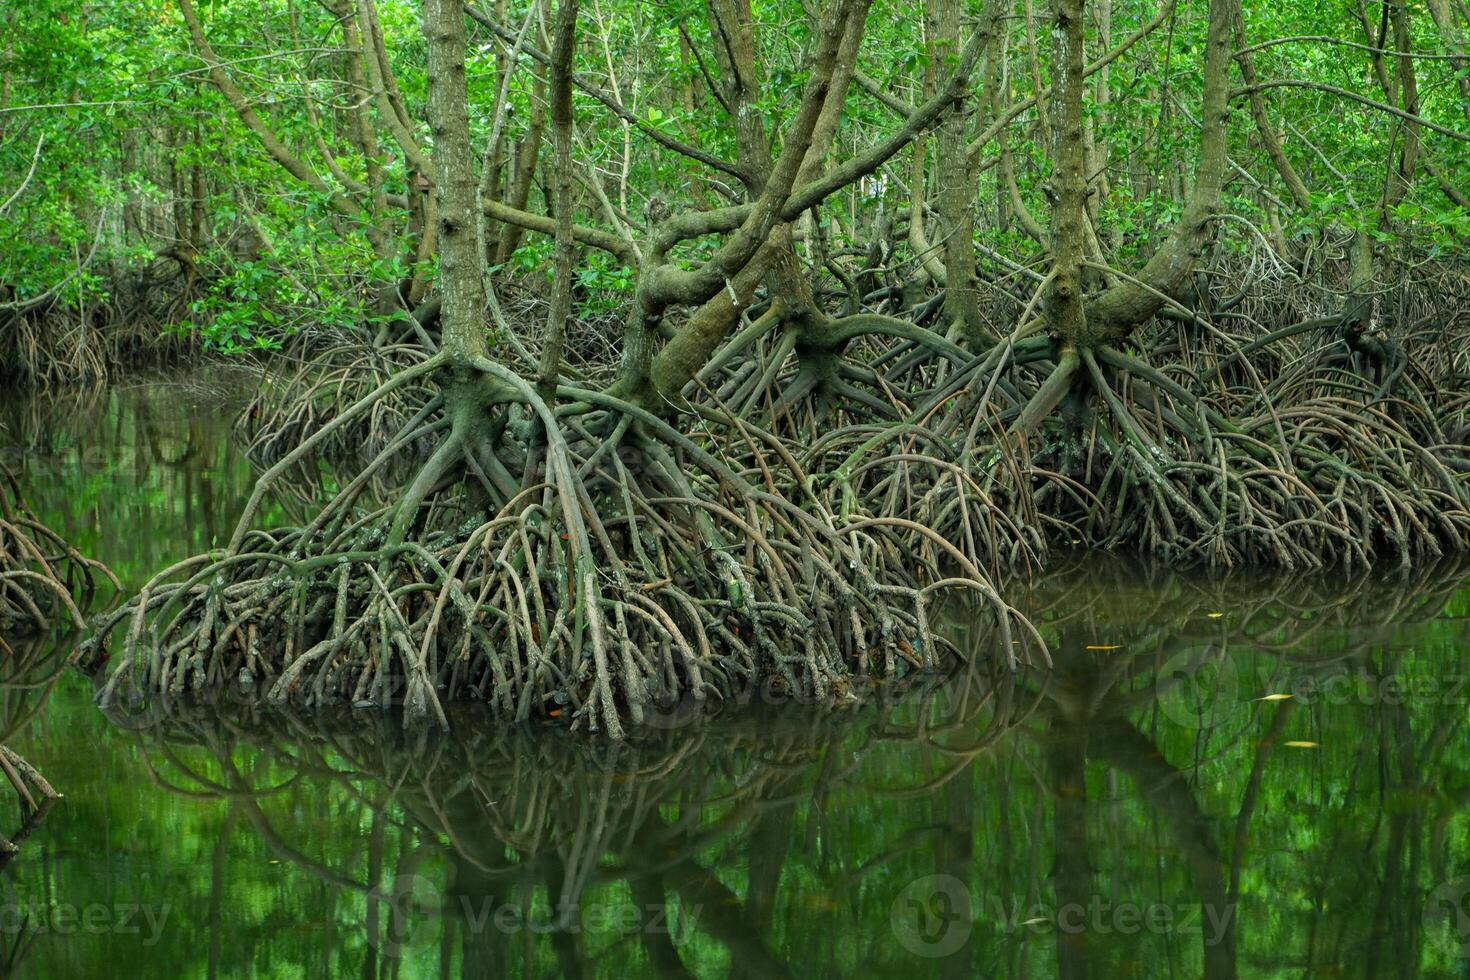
[1085, 644, 1123, 650]
[1283, 740, 1320, 748]
[1207, 612, 1225, 619]
[1255, 693, 1294, 701]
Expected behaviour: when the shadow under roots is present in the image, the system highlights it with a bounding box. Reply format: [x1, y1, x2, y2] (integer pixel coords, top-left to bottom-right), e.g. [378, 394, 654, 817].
[84, 357, 1042, 736]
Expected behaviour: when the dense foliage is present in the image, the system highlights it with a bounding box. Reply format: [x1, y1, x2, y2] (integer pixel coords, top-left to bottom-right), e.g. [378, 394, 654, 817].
[3, 0, 1466, 363]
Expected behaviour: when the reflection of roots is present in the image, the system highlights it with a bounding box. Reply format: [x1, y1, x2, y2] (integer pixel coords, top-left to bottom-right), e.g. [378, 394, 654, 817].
[118, 552, 1470, 864]
[100, 659, 1033, 934]
[91, 355, 1039, 735]
[0, 625, 76, 865]
[0, 745, 59, 866]
[1009, 551, 1470, 662]
[0, 467, 116, 636]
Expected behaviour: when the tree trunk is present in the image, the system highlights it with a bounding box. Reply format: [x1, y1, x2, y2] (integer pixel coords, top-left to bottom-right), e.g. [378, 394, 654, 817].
[538, 0, 581, 400]
[422, 0, 485, 363]
[936, 0, 984, 343]
[1045, 0, 1089, 344]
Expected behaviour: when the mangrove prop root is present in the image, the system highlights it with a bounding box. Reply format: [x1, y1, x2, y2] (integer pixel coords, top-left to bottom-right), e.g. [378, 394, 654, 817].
[88, 362, 1043, 734]
[1, 466, 117, 636]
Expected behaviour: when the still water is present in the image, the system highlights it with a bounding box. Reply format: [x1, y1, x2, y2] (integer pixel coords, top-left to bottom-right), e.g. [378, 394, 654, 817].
[3, 374, 1470, 978]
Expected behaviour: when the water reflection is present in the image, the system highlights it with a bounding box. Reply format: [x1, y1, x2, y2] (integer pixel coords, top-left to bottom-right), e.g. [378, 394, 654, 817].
[0, 632, 72, 870]
[0, 371, 266, 592]
[0, 560, 1461, 976]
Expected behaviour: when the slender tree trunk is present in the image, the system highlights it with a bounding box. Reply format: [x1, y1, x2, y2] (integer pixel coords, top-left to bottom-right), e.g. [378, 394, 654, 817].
[1046, 0, 1089, 344]
[936, 0, 984, 343]
[422, 0, 485, 363]
[1231, 0, 1312, 211]
[538, 0, 581, 400]
[1425, 0, 1470, 116]
[1086, 0, 1231, 337]
[494, 65, 548, 263]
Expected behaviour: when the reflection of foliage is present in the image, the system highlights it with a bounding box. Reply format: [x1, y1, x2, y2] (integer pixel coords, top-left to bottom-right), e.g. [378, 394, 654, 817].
[995, 556, 1470, 978]
[1, 374, 286, 594]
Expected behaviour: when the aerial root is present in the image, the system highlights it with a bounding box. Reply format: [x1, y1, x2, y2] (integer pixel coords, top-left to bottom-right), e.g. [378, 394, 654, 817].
[0, 466, 116, 635]
[1026, 343, 1470, 568]
[809, 329, 1470, 572]
[235, 341, 444, 473]
[87, 360, 1042, 734]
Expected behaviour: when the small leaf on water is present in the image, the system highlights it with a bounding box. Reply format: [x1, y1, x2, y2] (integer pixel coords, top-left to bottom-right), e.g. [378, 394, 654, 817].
[1085, 644, 1123, 650]
[1207, 612, 1225, 619]
[1284, 741, 1320, 748]
[1255, 693, 1294, 701]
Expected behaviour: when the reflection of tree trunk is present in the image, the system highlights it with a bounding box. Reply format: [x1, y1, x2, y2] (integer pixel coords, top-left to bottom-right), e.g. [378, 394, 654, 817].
[1092, 718, 1237, 980]
[629, 873, 694, 979]
[938, 769, 975, 980]
[207, 806, 240, 980]
[361, 809, 384, 980]
[662, 856, 794, 980]
[744, 800, 796, 934]
[543, 857, 585, 980]
[446, 849, 507, 980]
[1047, 718, 1091, 980]
[1229, 701, 1293, 905]
[1364, 664, 1423, 977]
[629, 819, 795, 980]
